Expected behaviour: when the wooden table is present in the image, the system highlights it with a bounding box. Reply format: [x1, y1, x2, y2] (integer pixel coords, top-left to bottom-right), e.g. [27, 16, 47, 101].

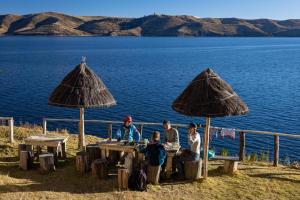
[97, 140, 138, 174]
[24, 135, 68, 159]
[97, 140, 136, 153]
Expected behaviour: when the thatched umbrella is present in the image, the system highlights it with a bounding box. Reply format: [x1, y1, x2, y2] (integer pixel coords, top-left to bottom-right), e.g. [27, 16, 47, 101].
[48, 58, 116, 150]
[172, 68, 248, 178]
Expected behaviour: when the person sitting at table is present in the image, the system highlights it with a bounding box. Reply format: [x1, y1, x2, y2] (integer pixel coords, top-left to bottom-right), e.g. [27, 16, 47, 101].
[141, 131, 166, 172]
[173, 122, 201, 179]
[116, 115, 141, 142]
[163, 120, 180, 146]
[161, 120, 180, 175]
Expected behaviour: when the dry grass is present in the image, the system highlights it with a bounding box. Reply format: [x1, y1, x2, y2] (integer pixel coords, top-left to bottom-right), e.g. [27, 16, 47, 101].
[0, 125, 300, 200]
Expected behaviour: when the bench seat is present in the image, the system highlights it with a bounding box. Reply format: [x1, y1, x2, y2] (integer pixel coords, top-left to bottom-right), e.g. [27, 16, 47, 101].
[210, 155, 239, 174]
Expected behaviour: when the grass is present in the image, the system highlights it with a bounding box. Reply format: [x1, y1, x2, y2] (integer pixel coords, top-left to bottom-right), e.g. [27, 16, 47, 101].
[0, 125, 300, 200]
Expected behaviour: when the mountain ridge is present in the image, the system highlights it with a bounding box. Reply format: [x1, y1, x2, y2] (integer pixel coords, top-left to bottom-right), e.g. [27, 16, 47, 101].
[1, 12, 300, 36]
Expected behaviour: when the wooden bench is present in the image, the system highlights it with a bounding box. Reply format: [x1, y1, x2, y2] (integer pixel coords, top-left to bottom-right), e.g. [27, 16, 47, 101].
[210, 155, 239, 174]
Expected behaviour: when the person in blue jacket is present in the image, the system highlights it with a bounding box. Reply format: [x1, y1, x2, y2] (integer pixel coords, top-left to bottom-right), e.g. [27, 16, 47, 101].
[139, 130, 166, 178]
[143, 131, 166, 166]
[116, 116, 141, 142]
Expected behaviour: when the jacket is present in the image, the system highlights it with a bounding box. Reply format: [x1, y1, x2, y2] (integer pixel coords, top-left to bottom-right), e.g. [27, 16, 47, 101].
[116, 124, 141, 142]
[143, 141, 166, 166]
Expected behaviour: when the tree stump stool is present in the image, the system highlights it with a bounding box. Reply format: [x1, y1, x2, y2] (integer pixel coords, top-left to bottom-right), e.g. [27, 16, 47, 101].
[18, 144, 27, 158]
[91, 159, 108, 179]
[224, 160, 238, 174]
[147, 165, 161, 184]
[19, 150, 34, 170]
[39, 153, 55, 173]
[76, 151, 89, 173]
[18, 144, 34, 158]
[47, 146, 59, 166]
[118, 168, 129, 190]
[86, 144, 101, 169]
[184, 159, 202, 180]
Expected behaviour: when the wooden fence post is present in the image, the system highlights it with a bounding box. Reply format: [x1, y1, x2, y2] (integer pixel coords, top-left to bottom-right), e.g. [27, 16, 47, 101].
[43, 119, 47, 135]
[8, 118, 14, 143]
[239, 132, 245, 161]
[203, 117, 211, 179]
[108, 123, 112, 139]
[139, 124, 143, 139]
[274, 135, 279, 167]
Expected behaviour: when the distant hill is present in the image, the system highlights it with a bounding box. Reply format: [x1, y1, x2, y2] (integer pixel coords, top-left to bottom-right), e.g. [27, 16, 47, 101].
[1, 12, 300, 36]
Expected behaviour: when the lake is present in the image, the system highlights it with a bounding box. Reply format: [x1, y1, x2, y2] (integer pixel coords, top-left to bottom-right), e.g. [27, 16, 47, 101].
[0, 36, 299, 161]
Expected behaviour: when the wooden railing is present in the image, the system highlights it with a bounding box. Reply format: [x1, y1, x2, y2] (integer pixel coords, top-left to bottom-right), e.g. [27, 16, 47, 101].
[42, 118, 188, 139]
[0, 117, 14, 143]
[43, 117, 300, 166]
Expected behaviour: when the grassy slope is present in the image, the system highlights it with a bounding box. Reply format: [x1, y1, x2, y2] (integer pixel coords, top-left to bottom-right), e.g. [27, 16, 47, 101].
[0, 125, 299, 200]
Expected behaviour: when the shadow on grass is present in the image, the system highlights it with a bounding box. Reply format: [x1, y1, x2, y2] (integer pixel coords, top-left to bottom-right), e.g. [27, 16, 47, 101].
[0, 156, 19, 162]
[0, 157, 118, 194]
[249, 173, 300, 184]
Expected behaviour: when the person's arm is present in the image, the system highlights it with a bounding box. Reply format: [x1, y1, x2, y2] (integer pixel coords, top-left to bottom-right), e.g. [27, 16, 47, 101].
[172, 129, 180, 145]
[164, 131, 168, 143]
[133, 125, 141, 142]
[116, 128, 122, 140]
[188, 134, 193, 146]
[197, 133, 201, 149]
[159, 145, 166, 165]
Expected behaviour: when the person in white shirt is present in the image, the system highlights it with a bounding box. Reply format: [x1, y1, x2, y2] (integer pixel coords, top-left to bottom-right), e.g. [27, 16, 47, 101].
[173, 122, 201, 179]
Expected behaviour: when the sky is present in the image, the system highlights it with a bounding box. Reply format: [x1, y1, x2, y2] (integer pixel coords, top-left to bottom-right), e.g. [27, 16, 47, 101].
[0, 0, 300, 20]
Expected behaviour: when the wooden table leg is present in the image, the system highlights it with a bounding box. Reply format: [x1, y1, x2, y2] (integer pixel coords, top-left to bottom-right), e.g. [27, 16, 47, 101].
[61, 142, 67, 159]
[101, 149, 106, 159]
[36, 146, 42, 161]
[124, 153, 134, 176]
[165, 152, 175, 178]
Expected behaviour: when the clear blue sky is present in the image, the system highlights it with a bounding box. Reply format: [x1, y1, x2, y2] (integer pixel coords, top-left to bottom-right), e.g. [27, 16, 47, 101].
[0, 0, 299, 20]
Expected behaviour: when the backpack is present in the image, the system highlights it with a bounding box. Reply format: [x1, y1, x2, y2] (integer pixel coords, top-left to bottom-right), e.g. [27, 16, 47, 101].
[128, 168, 147, 192]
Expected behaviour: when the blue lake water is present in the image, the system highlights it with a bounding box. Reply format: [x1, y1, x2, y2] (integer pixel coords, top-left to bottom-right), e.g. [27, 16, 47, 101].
[0, 36, 299, 161]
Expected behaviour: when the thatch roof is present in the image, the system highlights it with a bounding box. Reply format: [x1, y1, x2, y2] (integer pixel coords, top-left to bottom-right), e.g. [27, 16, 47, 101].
[172, 68, 248, 117]
[48, 61, 116, 108]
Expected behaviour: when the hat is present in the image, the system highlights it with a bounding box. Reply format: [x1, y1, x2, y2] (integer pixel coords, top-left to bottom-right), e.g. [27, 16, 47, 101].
[124, 116, 132, 123]
[188, 122, 197, 128]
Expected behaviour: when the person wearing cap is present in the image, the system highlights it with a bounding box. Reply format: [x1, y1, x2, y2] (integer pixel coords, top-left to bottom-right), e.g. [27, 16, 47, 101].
[116, 116, 141, 142]
[162, 120, 180, 147]
[173, 122, 201, 179]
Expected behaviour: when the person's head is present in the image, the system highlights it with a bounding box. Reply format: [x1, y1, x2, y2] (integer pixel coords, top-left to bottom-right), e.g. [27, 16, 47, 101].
[162, 120, 171, 130]
[188, 122, 197, 134]
[123, 116, 132, 127]
[152, 131, 161, 142]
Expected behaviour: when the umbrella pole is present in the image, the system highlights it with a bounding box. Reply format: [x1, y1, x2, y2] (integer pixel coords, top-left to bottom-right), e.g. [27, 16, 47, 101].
[203, 117, 211, 179]
[79, 107, 86, 151]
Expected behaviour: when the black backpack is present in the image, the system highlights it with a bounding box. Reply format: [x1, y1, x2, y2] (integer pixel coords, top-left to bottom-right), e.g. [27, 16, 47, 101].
[128, 168, 147, 192]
